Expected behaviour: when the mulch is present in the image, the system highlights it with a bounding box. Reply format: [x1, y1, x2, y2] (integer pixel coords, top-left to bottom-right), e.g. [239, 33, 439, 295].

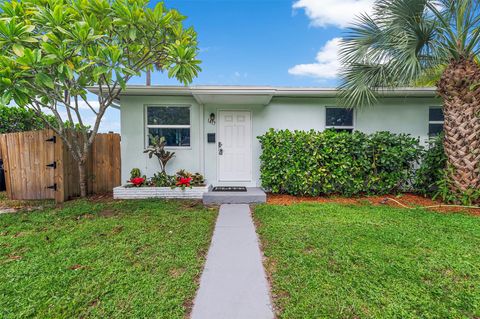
[85, 191, 480, 216]
[267, 193, 480, 216]
[86, 192, 115, 202]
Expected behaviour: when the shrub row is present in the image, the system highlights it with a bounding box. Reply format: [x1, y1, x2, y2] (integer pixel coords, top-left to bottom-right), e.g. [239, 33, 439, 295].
[258, 129, 423, 196]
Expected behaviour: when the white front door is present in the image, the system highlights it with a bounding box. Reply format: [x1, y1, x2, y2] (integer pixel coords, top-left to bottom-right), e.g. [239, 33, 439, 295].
[218, 110, 252, 182]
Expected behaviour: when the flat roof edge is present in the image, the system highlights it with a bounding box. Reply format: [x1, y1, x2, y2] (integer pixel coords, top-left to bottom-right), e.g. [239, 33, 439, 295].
[87, 85, 437, 98]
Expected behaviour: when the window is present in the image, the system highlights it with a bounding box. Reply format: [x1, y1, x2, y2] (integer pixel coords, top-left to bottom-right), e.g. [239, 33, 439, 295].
[428, 107, 444, 137]
[325, 107, 354, 132]
[146, 106, 191, 147]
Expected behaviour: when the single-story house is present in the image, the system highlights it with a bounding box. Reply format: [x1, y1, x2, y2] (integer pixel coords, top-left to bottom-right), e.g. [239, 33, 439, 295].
[107, 86, 441, 187]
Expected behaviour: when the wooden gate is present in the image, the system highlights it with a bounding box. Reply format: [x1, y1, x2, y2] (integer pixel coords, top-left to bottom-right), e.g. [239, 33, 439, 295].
[0, 130, 56, 200]
[0, 130, 121, 203]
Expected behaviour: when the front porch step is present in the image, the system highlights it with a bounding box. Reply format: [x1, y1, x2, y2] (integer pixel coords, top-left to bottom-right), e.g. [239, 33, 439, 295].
[202, 187, 266, 205]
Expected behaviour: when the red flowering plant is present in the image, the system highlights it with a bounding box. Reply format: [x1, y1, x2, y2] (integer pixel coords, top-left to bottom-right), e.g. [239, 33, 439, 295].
[130, 177, 145, 187]
[175, 177, 193, 190]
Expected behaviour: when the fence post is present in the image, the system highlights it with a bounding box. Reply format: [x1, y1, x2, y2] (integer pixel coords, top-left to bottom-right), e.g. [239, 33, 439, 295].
[54, 131, 66, 203]
[0, 134, 11, 198]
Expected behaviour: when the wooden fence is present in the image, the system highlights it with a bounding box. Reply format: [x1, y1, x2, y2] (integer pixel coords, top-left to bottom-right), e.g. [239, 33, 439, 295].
[0, 130, 121, 203]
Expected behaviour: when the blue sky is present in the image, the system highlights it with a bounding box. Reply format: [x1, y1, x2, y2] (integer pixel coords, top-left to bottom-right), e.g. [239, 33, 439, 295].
[97, 0, 374, 132]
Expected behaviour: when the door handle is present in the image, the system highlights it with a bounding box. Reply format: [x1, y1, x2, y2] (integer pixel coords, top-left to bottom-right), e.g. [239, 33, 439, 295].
[219, 148, 223, 155]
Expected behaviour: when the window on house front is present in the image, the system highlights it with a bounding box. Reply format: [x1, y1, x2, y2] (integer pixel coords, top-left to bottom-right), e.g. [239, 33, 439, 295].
[325, 107, 354, 132]
[428, 107, 444, 137]
[146, 106, 191, 147]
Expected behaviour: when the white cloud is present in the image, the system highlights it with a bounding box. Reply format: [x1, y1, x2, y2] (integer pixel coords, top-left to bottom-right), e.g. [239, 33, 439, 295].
[39, 100, 120, 133]
[293, 0, 374, 28]
[77, 100, 100, 112]
[288, 37, 342, 79]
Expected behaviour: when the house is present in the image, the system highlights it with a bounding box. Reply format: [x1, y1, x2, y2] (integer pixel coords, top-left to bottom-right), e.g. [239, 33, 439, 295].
[111, 86, 440, 187]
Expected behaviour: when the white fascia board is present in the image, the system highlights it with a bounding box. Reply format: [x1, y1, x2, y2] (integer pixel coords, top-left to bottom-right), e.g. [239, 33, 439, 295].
[87, 86, 437, 108]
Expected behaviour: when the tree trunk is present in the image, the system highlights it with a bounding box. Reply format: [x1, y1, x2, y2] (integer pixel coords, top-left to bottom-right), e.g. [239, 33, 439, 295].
[146, 70, 151, 86]
[78, 161, 87, 198]
[437, 58, 480, 198]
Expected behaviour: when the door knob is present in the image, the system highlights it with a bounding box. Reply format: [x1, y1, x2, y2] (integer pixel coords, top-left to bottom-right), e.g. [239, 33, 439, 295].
[219, 148, 223, 155]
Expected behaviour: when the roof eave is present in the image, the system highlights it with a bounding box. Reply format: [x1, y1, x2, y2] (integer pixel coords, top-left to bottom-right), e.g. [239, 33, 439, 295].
[87, 86, 438, 107]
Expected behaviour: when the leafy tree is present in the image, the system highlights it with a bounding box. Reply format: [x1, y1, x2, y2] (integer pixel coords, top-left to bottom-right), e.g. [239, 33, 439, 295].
[0, 105, 56, 133]
[0, 0, 200, 197]
[339, 0, 480, 202]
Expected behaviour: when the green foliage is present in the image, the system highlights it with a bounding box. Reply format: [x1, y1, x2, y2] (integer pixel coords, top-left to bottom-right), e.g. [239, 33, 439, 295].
[144, 136, 175, 173]
[339, 0, 480, 107]
[128, 169, 206, 188]
[149, 171, 176, 187]
[0, 198, 217, 318]
[0, 0, 201, 197]
[175, 169, 205, 186]
[258, 129, 422, 196]
[414, 136, 480, 205]
[191, 172, 205, 186]
[0, 105, 56, 133]
[255, 203, 480, 318]
[129, 168, 142, 179]
[0, 0, 201, 108]
[413, 65, 447, 87]
[414, 135, 447, 195]
[433, 167, 480, 205]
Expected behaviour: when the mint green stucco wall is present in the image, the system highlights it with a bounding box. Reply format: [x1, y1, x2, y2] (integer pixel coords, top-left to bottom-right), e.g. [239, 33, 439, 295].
[120, 95, 439, 186]
[120, 95, 203, 182]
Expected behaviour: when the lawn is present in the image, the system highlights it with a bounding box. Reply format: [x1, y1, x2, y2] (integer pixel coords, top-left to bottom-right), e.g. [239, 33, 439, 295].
[255, 203, 480, 319]
[0, 195, 217, 318]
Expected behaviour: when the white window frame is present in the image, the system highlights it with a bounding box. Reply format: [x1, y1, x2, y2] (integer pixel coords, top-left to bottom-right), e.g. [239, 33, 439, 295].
[428, 106, 443, 137]
[325, 107, 355, 131]
[145, 104, 192, 149]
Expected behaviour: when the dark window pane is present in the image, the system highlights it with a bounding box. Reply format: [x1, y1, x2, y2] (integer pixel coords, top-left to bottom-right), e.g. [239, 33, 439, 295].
[147, 107, 190, 125]
[428, 123, 443, 136]
[429, 108, 444, 121]
[148, 128, 190, 147]
[326, 108, 353, 126]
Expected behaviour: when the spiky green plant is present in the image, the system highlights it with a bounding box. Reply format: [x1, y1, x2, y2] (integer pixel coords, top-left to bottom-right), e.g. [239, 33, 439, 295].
[339, 0, 480, 202]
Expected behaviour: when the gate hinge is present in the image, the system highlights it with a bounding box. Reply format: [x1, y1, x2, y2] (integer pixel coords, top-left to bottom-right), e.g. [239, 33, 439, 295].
[47, 183, 57, 191]
[46, 161, 57, 169]
[45, 136, 56, 143]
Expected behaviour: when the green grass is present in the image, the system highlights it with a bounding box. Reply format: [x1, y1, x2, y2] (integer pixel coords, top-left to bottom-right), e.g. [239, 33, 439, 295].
[254, 203, 480, 319]
[0, 197, 217, 318]
[0, 191, 54, 210]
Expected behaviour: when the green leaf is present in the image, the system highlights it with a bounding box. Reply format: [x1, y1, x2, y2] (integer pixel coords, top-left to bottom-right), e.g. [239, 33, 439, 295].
[129, 28, 136, 41]
[35, 73, 54, 89]
[12, 44, 25, 57]
[0, 77, 12, 86]
[93, 66, 109, 78]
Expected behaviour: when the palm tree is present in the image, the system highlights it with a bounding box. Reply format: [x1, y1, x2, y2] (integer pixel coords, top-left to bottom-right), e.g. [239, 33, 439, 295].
[339, 0, 480, 199]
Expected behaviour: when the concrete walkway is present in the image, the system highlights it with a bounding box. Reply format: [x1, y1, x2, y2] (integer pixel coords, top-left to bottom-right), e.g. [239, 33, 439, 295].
[191, 204, 274, 319]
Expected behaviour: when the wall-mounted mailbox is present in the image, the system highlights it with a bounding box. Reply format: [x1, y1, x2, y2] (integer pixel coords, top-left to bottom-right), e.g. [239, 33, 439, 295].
[207, 133, 216, 143]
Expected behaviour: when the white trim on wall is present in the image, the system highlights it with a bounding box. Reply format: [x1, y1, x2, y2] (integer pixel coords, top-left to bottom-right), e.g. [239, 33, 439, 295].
[199, 103, 205, 176]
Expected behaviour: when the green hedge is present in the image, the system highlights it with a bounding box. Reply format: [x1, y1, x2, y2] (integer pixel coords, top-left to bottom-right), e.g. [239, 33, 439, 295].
[258, 129, 422, 196]
[413, 135, 446, 195]
[0, 105, 56, 133]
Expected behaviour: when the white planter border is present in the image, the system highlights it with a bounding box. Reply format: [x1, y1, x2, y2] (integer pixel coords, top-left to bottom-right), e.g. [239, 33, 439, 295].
[113, 185, 211, 199]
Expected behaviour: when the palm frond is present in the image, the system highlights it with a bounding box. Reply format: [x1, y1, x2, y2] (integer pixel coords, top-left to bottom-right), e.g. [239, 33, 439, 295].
[339, 0, 480, 107]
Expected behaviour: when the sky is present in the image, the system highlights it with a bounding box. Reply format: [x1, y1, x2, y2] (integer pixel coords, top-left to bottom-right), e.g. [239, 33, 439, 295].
[93, 0, 375, 132]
